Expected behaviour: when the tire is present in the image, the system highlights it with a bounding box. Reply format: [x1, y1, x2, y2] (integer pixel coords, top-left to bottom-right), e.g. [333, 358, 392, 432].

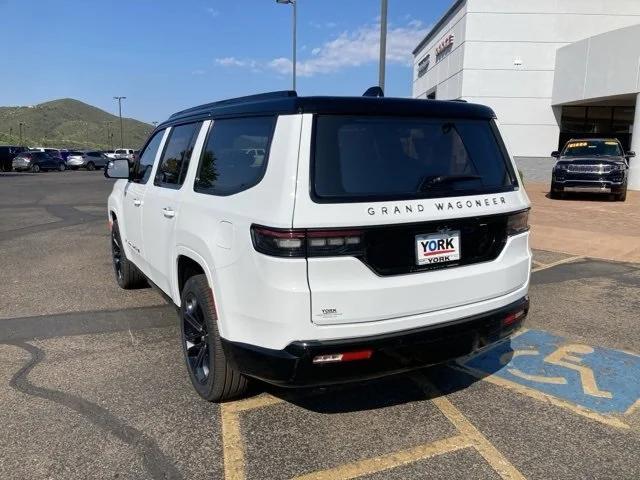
[31, 164, 40, 173]
[110, 220, 147, 289]
[86, 162, 95, 171]
[58, 163, 66, 172]
[549, 184, 563, 199]
[616, 189, 627, 202]
[180, 274, 249, 402]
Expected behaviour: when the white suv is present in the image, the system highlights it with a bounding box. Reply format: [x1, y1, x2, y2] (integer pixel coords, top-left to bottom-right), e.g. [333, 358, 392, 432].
[106, 91, 531, 402]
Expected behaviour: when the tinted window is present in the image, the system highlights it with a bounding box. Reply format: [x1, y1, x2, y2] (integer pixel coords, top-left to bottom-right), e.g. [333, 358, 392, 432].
[313, 116, 516, 202]
[155, 122, 201, 188]
[133, 130, 165, 184]
[194, 116, 276, 196]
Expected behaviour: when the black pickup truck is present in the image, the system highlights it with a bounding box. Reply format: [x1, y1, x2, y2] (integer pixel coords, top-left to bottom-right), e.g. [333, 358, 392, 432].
[550, 138, 634, 201]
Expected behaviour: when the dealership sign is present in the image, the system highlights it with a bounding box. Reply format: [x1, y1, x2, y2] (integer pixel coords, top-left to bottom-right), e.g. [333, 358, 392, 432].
[435, 34, 454, 57]
[417, 54, 430, 78]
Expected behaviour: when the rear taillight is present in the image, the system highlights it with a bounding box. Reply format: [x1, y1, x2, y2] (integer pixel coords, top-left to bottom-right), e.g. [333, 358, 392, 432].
[506, 210, 529, 236]
[251, 225, 365, 258]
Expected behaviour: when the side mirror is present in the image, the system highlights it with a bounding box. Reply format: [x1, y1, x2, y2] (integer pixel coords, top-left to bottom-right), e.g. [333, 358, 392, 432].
[551, 151, 560, 158]
[625, 151, 635, 158]
[104, 159, 130, 179]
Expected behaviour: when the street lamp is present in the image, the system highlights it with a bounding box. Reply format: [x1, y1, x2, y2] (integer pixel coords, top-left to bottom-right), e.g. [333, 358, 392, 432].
[113, 96, 127, 148]
[276, 0, 297, 91]
[379, 0, 388, 91]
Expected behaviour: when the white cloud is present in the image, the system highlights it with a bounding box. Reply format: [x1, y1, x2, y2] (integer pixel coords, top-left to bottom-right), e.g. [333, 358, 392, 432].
[205, 7, 219, 17]
[191, 69, 206, 75]
[293, 20, 428, 77]
[214, 20, 428, 78]
[215, 57, 253, 68]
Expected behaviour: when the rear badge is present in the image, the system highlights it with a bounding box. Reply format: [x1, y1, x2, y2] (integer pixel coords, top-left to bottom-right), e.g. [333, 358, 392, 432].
[415, 230, 461, 266]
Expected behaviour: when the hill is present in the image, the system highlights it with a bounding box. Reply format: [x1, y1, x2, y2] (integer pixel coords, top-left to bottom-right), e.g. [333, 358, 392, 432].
[0, 98, 153, 150]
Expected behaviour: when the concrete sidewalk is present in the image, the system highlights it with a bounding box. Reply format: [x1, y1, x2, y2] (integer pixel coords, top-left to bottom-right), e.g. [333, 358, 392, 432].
[525, 182, 640, 263]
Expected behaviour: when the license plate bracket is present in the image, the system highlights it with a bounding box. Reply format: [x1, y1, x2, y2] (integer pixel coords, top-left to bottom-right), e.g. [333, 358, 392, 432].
[415, 231, 461, 266]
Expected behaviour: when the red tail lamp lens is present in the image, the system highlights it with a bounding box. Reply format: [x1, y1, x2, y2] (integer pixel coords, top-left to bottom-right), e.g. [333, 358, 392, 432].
[312, 349, 373, 364]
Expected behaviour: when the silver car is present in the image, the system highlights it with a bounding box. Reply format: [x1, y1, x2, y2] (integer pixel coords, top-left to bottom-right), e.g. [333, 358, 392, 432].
[66, 151, 109, 170]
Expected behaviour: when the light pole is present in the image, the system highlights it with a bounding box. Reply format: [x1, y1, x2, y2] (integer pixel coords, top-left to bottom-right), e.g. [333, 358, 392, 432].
[19, 122, 24, 146]
[379, 0, 388, 92]
[276, 0, 297, 91]
[113, 96, 126, 148]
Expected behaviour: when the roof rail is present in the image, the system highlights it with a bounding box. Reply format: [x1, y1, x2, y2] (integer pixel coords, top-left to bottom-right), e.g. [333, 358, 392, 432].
[451, 98, 467, 103]
[363, 86, 384, 98]
[169, 90, 298, 119]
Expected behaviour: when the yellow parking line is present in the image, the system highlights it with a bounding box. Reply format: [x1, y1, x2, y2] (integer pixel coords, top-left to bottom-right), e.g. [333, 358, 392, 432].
[221, 394, 285, 480]
[292, 434, 472, 480]
[227, 393, 285, 413]
[221, 402, 246, 480]
[532, 255, 583, 273]
[452, 364, 630, 430]
[412, 374, 526, 480]
[625, 399, 640, 415]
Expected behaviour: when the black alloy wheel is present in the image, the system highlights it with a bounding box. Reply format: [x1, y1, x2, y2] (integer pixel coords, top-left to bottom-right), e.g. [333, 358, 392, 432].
[182, 293, 211, 384]
[111, 227, 124, 283]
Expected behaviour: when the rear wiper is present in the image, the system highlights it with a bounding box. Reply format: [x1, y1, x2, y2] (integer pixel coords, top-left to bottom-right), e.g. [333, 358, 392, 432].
[418, 174, 482, 191]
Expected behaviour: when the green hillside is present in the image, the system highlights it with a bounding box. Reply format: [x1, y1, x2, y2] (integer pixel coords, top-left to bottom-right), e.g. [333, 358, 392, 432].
[0, 98, 153, 150]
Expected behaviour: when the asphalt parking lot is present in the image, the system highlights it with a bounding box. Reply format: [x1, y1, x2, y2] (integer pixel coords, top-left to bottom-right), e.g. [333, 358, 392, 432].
[0, 171, 639, 480]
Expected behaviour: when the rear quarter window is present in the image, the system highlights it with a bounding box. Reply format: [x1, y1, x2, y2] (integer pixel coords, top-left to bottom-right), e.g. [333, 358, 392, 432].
[194, 116, 276, 196]
[312, 115, 516, 203]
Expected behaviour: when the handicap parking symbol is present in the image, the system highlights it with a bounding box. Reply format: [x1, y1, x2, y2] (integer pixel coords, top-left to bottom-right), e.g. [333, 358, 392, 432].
[464, 330, 640, 414]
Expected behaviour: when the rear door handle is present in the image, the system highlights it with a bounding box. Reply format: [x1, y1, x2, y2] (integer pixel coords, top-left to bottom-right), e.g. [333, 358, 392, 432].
[163, 207, 175, 218]
[133, 199, 142, 207]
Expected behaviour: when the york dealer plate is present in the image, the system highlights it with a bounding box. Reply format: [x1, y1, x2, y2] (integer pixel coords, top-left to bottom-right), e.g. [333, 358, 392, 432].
[415, 231, 461, 266]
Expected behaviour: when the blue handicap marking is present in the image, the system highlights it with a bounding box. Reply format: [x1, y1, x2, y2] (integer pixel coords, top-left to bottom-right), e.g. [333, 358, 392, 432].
[464, 329, 640, 414]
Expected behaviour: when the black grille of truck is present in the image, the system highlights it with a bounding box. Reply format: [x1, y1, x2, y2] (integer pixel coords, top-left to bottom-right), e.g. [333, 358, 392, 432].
[358, 214, 509, 276]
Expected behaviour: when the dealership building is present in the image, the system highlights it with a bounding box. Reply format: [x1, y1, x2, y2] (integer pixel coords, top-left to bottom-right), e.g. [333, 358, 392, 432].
[412, 0, 640, 189]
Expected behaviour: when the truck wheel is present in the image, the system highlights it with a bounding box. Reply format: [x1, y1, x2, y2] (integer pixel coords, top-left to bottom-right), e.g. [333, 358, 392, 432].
[86, 162, 95, 171]
[549, 184, 563, 199]
[180, 274, 249, 402]
[616, 189, 627, 202]
[111, 220, 147, 289]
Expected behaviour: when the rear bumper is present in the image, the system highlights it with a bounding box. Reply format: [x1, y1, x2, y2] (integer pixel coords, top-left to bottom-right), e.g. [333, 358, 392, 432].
[221, 296, 529, 387]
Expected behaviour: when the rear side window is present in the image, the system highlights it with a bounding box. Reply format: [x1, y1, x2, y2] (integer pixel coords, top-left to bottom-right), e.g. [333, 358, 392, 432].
[194, 116, 276, 196]
[154, 122, 202, 188]
[313, 116, 516, 202]
[133, 129, 165, 184]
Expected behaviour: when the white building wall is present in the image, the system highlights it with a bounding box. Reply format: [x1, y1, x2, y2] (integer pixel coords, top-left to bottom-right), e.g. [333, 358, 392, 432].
[413, 0, 640, 157]
[413, 2, 467, 100]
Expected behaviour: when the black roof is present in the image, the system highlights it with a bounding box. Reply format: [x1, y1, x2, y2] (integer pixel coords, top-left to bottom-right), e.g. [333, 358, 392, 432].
[162, 90, 495, 127]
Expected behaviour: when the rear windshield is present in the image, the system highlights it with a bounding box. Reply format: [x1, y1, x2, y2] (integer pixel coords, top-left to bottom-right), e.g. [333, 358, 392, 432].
[313, 116, 517, 202]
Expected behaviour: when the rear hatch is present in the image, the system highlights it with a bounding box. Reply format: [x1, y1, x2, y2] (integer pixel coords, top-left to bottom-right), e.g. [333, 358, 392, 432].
[292, 113, 530, 325]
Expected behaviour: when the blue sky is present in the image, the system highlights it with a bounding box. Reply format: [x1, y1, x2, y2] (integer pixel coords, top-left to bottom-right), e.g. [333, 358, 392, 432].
[1, 0, 452, 123]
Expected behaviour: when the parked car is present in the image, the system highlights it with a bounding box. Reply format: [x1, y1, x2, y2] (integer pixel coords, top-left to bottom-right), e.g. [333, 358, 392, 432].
[105, 90, 531, 402]
[550, 138, 634, 201]
[66, 151, 109, 170]
[114, 148, 136, 160]
[12, 151, 65, 172]
[0, 145, 27, 171]
[104, 150, 117, 159]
